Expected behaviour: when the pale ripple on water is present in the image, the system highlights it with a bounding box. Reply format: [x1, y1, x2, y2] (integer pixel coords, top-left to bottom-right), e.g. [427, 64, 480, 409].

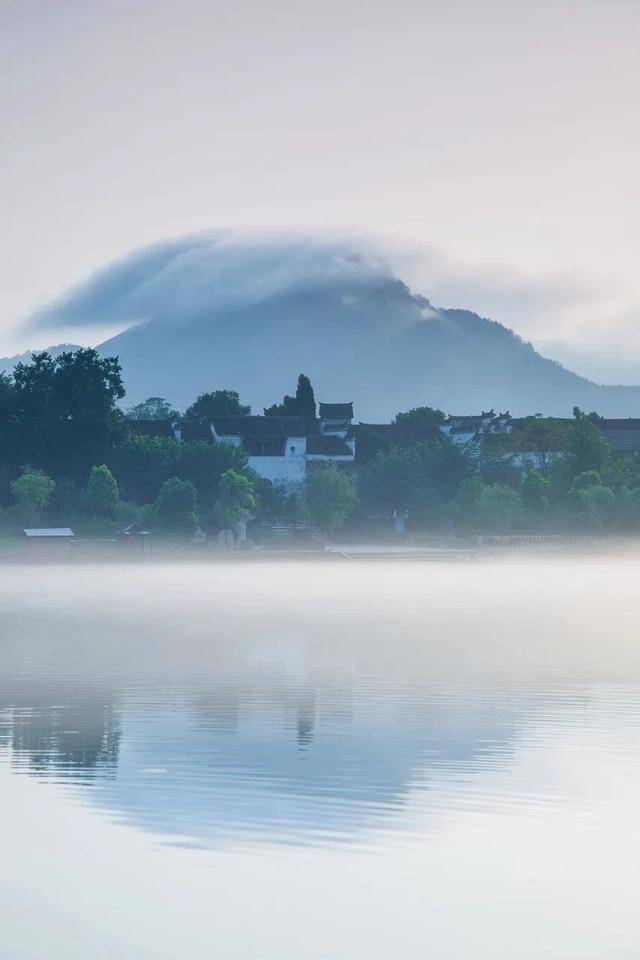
[2, 671, 640, 850]
[4, 561, 640, 957]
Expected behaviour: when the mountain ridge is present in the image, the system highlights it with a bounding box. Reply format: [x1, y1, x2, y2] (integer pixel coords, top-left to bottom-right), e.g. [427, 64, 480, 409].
[0, 343, 82, 376]
[8, 234, 640, 419]
[95, 276, 640, 419]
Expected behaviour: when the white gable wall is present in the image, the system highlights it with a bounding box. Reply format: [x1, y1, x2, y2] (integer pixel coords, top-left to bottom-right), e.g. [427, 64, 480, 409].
[248, 436, 307, 489]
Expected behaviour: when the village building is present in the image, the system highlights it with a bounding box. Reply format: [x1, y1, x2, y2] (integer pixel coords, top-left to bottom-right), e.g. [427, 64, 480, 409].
[353, 422, 441, 465]
[23, 527, 74, 558]
[211, 415, 308, 488]
[596, 419, 640, 458]
[125, 402, 640, 492]
[125, 402, 357, 490]
[126, 418, 182, 440]
[23, 527, 74, 539]
[306, 433, 355, 462]
[438, 410, 512, 444]
[318, 402, 354, 437]
[210, 405, 357, 488]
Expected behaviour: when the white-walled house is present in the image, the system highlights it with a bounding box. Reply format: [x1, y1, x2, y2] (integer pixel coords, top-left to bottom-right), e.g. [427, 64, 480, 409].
[127, 405, 357, 491]
[306, 433, 355, 462]
[210, 404, 357, 488]
[211, 415, 308, 489]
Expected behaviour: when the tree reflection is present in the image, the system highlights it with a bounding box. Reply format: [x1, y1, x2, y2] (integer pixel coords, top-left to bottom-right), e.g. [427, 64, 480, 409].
[0, 680, 120, 780]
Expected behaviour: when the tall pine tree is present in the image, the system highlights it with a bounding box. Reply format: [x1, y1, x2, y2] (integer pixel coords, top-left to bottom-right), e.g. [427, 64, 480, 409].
[264, 373, 317, 433]
[296, 374, 317, 432]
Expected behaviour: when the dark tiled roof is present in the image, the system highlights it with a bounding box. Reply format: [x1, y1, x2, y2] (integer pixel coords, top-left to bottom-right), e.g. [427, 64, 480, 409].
[355, 423, 440, 443]
[319, 402, 354, 420]
[353, 423, 441, 465]
[598, 419, 640, 430]
[599, 421, 640, 452]
[126, 418, 176, 438]
[213, 415, 305, 439]
[446, 415, 489, 429]
[307, 435, 353, 456]
[508, 417, 568, 429]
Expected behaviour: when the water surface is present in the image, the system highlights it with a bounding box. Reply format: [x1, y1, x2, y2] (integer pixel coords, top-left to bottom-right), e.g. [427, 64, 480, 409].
[2, 560, 640, 958]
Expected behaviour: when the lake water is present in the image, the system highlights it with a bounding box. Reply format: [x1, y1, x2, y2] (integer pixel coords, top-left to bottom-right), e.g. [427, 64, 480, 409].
[2, 559, 640, 958]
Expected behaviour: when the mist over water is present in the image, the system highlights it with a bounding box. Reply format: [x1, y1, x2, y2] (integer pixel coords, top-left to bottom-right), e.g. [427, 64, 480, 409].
[2, 559, 640, 957]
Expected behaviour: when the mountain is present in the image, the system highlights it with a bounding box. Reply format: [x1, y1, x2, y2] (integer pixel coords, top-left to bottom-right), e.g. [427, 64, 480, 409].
[96, 277, 640, 419]
[20, 233, 640, 419]
[0, 343, 82, 376]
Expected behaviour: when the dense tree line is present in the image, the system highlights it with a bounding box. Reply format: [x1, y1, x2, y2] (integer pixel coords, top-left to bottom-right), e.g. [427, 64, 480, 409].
[0, 351, 355, 537]
[2, 349, 640, 540]
[366, 407, 640, 534]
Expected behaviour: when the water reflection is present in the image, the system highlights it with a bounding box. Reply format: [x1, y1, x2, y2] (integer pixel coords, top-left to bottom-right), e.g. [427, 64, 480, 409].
[0, 678, 120, 781]
[2, 560, 640, 853]
[0, 671, 531, 847]
[4, 561, 640, 958]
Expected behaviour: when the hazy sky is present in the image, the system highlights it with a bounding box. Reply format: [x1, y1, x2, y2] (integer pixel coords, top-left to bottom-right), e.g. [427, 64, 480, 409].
[2, 0, 639, 375]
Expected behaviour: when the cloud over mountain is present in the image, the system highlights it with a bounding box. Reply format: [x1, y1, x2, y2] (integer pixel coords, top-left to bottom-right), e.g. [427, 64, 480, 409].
[29, 232, 392, 332]
[19, 232, 640, 420]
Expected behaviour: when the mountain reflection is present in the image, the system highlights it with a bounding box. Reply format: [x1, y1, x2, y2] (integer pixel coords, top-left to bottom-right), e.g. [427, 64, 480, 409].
[4, 559, 628, 851]
[0, 670, 525, 848]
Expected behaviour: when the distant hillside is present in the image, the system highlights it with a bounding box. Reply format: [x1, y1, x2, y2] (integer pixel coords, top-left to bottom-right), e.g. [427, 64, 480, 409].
[0, 343, 81, 376]
[96, 278, 640, 419]
[17, 233, 640, 419]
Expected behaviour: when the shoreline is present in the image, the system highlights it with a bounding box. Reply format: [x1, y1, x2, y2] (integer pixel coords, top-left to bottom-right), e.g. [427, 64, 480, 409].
[3, 535, 640, 565]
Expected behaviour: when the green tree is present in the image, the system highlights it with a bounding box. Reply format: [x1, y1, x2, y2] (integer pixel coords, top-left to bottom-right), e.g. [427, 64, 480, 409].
[11, 469, 56, 525]
[182, 390, 250, 438]
[84, 464, 119, 518]
[264, 373, 317, 424]
[0, 373, 17, 500]
[569, 470, 603, 496]
[176, 440, 249, 510]
[578, 484, 616, 529]
[106, 436, 248, 506]
[106, 436, 181, 504]
[565, 416, 610, 477]
[393, 406, 446, 429]
[612, 486, 640, 531]
[568, 470, 615, 529]
[303, 464, 358, 535]
[263, 373, 317, 429]
[510, 417, 567, 475]
[295, 374, 317, 432]
[126, 397, 179, 421]
[602, 456, 638, 491]
[359, 439, 469, 526]
[453, 478, 483, 531]
[453, 478, 522, 533]
[473, 432, 521, 486]
[0, 372, 16, 440]
[359, 445, 439, 525]
[47, 478, 84, 525]
[152, 478, 197, 533]
[263, 395, 299, 417]
[251, 477, 299, 522]
[213, 469, 257, 529]
[520, 469, 549, 517]
[9, 349, 125, 478]
[476, 483, 522, 533]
